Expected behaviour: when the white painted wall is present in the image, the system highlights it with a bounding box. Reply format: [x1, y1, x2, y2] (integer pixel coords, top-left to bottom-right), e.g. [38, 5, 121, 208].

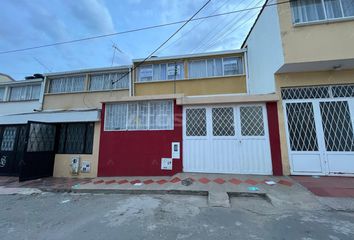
[245, 1, 284, 94]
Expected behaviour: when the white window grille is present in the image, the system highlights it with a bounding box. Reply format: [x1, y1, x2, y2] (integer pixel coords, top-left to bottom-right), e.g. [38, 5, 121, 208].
[0, 87, 5, 101]
[240, 106, 265, 136]
[212, 107, 235, 136]
[90, 72, 129, 91]
[105, 100, 173, 131]
[281, 84, 354, 100]
[138, 63, 184, 82]
[291, 0, 354, 24]
[9, 85, 41, 101]
[49, 75, 85, 93]
[188, 57, 243, 79]
[186, 108, 207, 136]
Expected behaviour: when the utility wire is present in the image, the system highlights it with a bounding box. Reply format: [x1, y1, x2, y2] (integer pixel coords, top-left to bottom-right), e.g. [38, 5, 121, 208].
[0, 0, 290, 55]
[111, 0, 212, 84]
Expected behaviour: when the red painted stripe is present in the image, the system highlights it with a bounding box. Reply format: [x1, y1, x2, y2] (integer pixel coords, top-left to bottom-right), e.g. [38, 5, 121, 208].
[266, 102, 283, 176]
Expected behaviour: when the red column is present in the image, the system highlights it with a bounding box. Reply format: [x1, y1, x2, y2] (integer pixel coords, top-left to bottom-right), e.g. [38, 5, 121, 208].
[266, 102, 283, 176]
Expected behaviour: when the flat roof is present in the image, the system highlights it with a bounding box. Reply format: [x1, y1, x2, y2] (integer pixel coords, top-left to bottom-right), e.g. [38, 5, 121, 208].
[133, 49, 246, 63]
[0, 78, 43, 86]
[45, 65, 132, 77]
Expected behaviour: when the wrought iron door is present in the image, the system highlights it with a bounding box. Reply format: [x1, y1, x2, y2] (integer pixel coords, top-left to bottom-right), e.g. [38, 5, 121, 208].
[19, 121, 57, 181]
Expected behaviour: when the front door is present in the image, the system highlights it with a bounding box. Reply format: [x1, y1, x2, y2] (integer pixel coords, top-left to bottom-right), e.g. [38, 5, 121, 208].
[19, 122, 57, 181]
[282, 85, 354, 175]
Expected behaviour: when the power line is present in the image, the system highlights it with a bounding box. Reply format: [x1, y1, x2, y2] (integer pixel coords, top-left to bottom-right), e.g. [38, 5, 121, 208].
[112, 0, 212, 84]
[0, 0, 290, 55]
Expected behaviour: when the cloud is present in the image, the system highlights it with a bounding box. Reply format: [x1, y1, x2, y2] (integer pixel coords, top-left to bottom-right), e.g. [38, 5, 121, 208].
[67, 0, 115, 34]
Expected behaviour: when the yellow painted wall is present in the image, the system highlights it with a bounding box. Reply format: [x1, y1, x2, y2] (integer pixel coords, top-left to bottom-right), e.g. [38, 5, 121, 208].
[277, 1, 354, 64]
[53, 122, 101, 178]
[43, 90, 129, 110]
[134, 75, 247, 96]
[276, 69, 354, 175]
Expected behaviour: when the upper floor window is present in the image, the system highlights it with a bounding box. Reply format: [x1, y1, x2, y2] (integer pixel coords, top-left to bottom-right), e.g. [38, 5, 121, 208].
[89, 71, 129, 91]
[49, 75, 85, 93]
[9, 85, 41, 101]
[0, 88, 4, 101]
[291, 0, 354, 24]
[137, 62, 184, 82]
[188, 57, 243, 79]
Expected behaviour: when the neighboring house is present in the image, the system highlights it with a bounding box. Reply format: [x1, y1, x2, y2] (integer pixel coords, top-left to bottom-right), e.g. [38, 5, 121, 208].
[243, 0, 354, 176]
[42, 66, 131, 178]
[98, 50, 283, 176]
[0, 75, 45, 177]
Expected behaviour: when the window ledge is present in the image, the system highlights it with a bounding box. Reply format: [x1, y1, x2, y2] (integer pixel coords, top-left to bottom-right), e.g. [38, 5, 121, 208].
[293, 16, 354, 27]
[0, 99, 39, 103]
[45, 88, 129, 95]
[135, 74, 245, 84]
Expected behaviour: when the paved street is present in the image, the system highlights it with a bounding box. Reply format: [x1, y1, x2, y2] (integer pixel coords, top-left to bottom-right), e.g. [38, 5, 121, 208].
[1, 192, 353, 240]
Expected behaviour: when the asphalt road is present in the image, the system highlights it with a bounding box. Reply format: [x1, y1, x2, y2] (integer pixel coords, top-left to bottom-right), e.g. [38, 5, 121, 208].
[0, 192, 353, 240]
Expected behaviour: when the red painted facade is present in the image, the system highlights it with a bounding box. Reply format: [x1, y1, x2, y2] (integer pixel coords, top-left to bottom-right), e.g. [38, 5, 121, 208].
[266, 102, 283, 176]
[98, 101, 183, 176]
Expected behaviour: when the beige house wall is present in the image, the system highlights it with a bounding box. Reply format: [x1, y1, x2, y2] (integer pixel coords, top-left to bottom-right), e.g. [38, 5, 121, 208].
[43, 90, 129, 110]
[53, 122, 101, 178]
[134, 75, 247, 96]
[277, 1, 354, 64]
[276, 69, 354, 175]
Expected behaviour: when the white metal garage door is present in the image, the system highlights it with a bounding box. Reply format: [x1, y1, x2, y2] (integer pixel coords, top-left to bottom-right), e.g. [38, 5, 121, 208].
[183, 104, 272, 174]
[282, 85, 354, 176]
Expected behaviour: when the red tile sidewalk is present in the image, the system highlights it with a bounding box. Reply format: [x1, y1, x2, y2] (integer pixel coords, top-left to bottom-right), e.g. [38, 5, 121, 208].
[292, 176, 354, 198]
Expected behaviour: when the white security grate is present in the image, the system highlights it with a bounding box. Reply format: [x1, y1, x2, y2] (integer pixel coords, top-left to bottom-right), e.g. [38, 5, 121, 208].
[0, 127, 17, 151]
[240, 106, 264, 136]
[332, 85, 354, 98]
[286, 102, 319, 151]
[212, 107, 235, 136]
[281, 86, 330, 100]
[281, 84, 354, 100]
[320, 101, 354, 152]
[186, 108, 207, 136]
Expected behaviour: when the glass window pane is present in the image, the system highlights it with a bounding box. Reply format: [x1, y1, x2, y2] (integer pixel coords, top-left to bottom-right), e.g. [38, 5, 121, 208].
[149, 101, 173, 130]
[291, 0, 326, 23]
[0, 88, 5, 101]
[160, 64, 167, 80]
[342, 0, 354, 16]
[189, 60, 207, 79]
[223, 57, 238, 76]
[127, 103, 138, 130]
[49, 76, 85, 93]
[139, 65, 153, 82]
[137, 102, 149, 129]
[153, 64, 160, 81]
[27, 124, 56, 152]
[215, 58, 223, 76]
[167, 63, 184, 80]
[84, 123, 94, 154]
[324, 0, 343, 19]
[105, 103, 127, 130]
[207, 59, 214, 77]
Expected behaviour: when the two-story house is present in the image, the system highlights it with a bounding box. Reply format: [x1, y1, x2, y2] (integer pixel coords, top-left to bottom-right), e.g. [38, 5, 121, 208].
[0, 74, 45, 178]
[42, 66, 131, 179]
[243, 0, 354, 176]
[98, 50, 283, 176]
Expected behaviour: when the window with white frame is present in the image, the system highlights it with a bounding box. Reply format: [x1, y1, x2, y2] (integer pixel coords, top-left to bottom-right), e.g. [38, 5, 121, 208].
[137, 62, 184, 82]
[49, 75, 85, 93]
[0, 87, 5, 101]
[9, 85, 41, 101]
[89, 71, 129, 91]
[105, 100, 173, 131]
[188, 57, 243, 79]
[291, 0, 354, 24]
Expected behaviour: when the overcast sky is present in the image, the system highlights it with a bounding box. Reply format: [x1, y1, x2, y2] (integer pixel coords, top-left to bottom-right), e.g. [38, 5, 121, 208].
[0, 0, 264, 80]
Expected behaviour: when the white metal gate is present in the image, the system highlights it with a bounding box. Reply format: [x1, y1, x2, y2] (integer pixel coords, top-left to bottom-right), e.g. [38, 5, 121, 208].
[282, 85, 354, 175]
[183, 104, 272, 174]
